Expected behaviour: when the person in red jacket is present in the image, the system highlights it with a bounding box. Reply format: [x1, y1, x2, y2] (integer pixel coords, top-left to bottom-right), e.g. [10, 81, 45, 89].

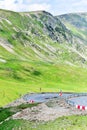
[59, 90, 62, 96]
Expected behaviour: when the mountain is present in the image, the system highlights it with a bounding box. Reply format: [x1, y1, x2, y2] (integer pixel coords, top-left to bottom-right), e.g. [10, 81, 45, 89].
[58, 12, 87, 45]
[0, 10, 73, 62]
[57, 13, 87, 63]
[1, 9, 87, 106]
[0, 9, 87, 66]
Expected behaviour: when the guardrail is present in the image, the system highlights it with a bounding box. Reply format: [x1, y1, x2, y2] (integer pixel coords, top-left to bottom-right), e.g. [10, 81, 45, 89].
[65, 93, 87, 109]
[66, 93, 87, 100]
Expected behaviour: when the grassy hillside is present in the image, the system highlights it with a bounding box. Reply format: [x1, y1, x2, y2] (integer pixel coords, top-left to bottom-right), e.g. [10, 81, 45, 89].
[0, 60, 87, 106]
[0, 9, 87, 64]
[0, 10, 87, 106]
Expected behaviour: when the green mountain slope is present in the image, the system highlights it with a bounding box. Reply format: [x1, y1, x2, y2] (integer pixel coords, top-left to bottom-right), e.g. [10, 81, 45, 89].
[0, 10, 72, 62]
[58, 13, 87, 54]
[0, 10, 87, 106]
[0, 9, 87, 65]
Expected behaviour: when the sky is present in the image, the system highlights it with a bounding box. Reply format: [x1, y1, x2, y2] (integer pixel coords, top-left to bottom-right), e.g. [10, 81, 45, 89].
[0, 0, 87, 15]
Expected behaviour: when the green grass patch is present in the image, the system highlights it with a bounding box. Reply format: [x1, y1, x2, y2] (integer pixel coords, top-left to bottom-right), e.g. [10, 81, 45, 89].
[0, 103, 39, 122]
[1, 115, 87, 130]
[0, 61, 87, 106]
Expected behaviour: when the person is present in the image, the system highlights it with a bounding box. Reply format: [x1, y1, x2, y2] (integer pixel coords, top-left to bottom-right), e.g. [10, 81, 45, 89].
[40, 87, 41, 92]
[59, 90, 62, 96]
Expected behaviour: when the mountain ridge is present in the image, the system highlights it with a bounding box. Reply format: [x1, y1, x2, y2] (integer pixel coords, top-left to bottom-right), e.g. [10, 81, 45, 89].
[1, 9, 87, 65]
[0, 9, 73, 62]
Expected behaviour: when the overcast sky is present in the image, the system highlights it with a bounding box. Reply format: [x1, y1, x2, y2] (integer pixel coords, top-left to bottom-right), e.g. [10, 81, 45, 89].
[0, 0, 87, 15]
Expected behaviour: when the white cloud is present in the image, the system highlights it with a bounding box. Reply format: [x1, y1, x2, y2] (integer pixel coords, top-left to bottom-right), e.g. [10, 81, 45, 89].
[0, 0, 51, 12]
[50, 0, 87, 15]
[27, 3, 51, 12]
[0, 0, 87, 15]
[0, 0, 17, 10]
[73, 0, 87, 7]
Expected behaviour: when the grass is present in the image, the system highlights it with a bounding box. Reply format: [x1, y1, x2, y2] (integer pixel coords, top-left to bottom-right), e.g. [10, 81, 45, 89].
[0, 60, 87, 106]
[0, 103, 39, 122]
[0, 119, 23, 130]
[0, 115, 87, 130]
[33, 115, 87, 130]
[31, 115, 87, 130]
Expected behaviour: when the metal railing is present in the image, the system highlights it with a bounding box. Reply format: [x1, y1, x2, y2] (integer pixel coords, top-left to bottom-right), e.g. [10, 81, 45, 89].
[65, 93, 87, 106]
[67, 93, 87, 99]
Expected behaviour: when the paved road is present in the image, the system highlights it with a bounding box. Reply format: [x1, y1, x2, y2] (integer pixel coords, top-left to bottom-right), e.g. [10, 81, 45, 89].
[23, 93, 72, 102]
[23, 93, 87, 106]
[69, 96, 87, 106]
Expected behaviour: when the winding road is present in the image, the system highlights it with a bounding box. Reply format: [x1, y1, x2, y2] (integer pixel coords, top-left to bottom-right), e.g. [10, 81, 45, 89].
[23, 92, 87, 107]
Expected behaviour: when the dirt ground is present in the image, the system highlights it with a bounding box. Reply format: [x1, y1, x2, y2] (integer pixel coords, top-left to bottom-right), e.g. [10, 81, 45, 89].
[12, 98, 87, 121]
